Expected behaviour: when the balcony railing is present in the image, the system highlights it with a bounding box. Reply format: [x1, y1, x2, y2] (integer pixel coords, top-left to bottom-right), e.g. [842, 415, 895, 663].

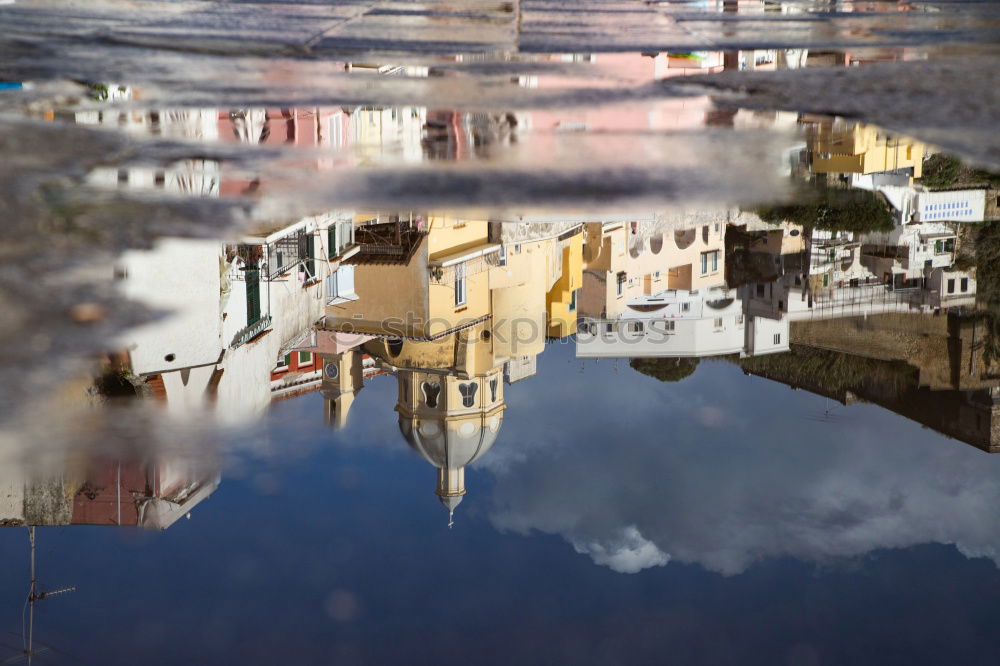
[231, 315, 272, 348]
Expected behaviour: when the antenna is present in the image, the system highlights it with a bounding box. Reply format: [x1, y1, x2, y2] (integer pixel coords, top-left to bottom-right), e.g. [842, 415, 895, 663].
[2, 528, 76, 666]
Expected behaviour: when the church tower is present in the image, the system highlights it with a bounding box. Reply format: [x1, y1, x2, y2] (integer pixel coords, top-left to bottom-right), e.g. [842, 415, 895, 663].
[321, 350, 365, 429]
[395, 365, 505, 527]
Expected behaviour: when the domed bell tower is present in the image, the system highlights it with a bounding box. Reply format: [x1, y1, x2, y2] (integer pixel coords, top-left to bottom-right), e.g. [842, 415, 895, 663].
[322, 350, 364, 429]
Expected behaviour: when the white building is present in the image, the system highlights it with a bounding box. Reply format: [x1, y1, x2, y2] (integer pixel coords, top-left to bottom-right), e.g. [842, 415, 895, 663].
[861, 221, 957, 280]
[576, 286, 789, 359]
[914, 189, 986, 223]
[877, 185, 986, 224]
[116, 211, 358, 424]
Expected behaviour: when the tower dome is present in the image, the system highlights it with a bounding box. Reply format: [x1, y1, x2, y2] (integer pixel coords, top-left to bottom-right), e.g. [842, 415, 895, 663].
[395, 367, 505, 527]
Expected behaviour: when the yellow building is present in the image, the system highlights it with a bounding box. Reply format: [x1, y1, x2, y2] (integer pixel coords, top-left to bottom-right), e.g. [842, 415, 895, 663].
[322, 215, 581, 524]
[545, 232, 583, 338]
[805, 119, 924, 178]
[321, 349, 365, 429]
[581, 220, 727, 319]
[326, 214, 499, 341]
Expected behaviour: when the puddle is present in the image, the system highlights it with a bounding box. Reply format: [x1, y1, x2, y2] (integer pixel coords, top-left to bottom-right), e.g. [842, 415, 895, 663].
[2, 2, 1000, 664]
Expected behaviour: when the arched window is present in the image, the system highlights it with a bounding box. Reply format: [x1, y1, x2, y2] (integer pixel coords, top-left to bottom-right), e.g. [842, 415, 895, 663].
[458, 382, 478, 408]
[489, 378, 498, 403]
[421, 381, 441, 408]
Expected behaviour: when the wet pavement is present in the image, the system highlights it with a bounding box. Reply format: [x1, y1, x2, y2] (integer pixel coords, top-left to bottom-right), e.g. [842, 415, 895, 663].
[2, 1, 1000, 664]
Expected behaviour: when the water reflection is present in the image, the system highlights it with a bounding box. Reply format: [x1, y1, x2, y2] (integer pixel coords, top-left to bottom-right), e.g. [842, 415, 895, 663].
[70, 195, 998, 541]
[0, 13, 1000, 662]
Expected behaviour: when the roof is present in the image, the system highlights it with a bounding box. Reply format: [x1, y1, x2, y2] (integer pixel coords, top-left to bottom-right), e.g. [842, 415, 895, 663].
[399, 412, 502, 469]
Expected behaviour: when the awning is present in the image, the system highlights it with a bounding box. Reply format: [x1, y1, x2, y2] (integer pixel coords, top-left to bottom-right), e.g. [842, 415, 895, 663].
[429, 243, 501, 267]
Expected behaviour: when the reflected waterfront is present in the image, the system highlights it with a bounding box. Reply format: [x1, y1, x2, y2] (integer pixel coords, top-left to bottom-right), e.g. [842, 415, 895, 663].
[5, 129, 1000, 663]
[3, 2, 1000, 663]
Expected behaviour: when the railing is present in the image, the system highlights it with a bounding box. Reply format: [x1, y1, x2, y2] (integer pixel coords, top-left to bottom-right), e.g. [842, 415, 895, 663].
[428, 252, 501, 285]
[231, 315, 272, 348]
[354, 243, 410, 257]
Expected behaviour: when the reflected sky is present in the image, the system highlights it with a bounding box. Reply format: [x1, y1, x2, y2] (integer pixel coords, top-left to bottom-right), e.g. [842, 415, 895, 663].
[3, 1, 1000, 663]
[4, 345, 1000, 664]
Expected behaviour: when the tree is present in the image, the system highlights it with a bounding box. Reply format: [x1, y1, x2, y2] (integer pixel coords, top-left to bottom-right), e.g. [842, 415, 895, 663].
[756, 187, 894, 233]
[920, 154, 1000, 189]
[630, 357, 700, 383]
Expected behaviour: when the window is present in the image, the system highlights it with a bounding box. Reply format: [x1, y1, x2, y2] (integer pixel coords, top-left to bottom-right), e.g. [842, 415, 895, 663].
[297, 351, 313, 367]
[756, 284, 765, 298]
[774, 333, 781, 345]
[328, 114, 343, 149]
[276, 354, 290, 370]
[627, 321, 645, 333]
[569, 290, 577, 312]
[328, 221, 354, 259]
[654, 271, 661, 281]
[458, 382, 478, 408]
[616, 272, 626, 297]
[736, 315, 744, 325]
[681, 302, 691, 312]
[701, 251, 719, 274]
[947, 278, 955, 294]
[822, 274, 829, 287]
[961, 277, 969, 292]
[714, 318, 723, 329]
[454, 262, 467, 307]
[421, 382, 441, 408]
[326, 265, 356, 302]
[489, 378, 498, 403]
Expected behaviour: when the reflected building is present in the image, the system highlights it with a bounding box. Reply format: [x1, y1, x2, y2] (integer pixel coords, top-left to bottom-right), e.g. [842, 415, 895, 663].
[0, 452, 219, 529]
[66, 88, 363, 422]
[725, 190, 991, 451]
[69, 97, 222, 197]
[319, 214, 583, 523]
[113, 209, 357, 425]
[741, 220, 976, 321]
[802, 117, 925, 187]
[576, 217, 790, 359]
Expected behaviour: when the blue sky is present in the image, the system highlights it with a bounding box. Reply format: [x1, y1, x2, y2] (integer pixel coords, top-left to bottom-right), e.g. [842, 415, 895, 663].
[2, 342, 1000, 664]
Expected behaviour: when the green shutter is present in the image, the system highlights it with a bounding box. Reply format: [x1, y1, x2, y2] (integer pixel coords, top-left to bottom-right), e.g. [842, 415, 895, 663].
[246, 268, 261, 325]
[305, 234, 315, 279]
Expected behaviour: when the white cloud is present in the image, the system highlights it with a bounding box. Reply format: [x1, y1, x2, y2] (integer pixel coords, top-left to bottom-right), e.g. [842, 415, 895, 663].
[571, 526, 669, 574]
[486, 362, 1000, 576]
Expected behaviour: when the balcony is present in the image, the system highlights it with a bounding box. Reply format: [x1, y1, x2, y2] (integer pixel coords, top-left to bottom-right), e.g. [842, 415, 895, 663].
[231, 315, 272, 348]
